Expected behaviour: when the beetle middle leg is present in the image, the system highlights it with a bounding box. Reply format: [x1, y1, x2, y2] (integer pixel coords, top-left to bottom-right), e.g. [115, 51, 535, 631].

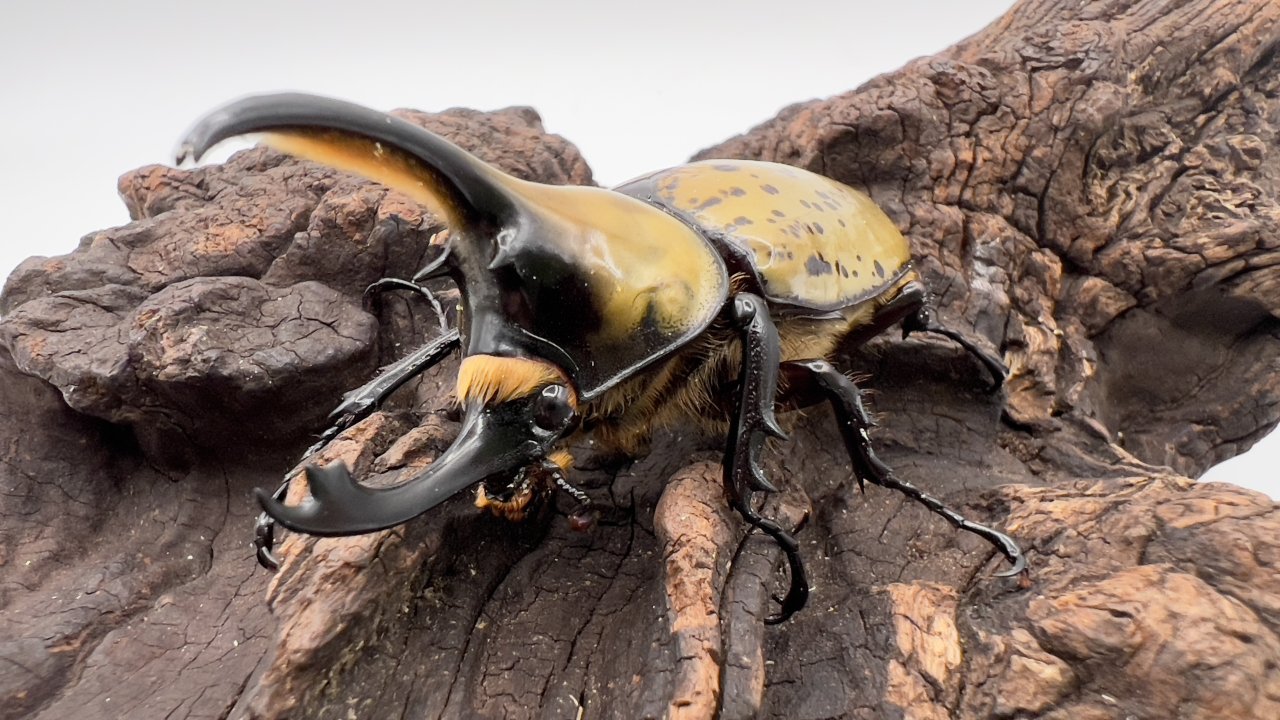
[780, 359, 1026, 577]
[725, 293, 809, 625]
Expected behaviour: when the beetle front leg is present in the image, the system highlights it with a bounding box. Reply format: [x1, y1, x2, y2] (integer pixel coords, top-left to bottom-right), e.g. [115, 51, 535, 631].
[307, 327, 461, 456]
[253, 327, 461, 571]
[724, 293, 808, 625]
[780, 359, 1026, 577]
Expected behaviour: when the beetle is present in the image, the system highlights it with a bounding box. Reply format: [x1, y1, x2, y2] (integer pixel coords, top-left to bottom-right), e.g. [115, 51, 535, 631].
[179, 93, 1024, 623]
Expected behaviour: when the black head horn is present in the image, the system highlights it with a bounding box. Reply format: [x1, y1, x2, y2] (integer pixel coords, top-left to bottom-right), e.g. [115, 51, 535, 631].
[177, 92, 517, 231]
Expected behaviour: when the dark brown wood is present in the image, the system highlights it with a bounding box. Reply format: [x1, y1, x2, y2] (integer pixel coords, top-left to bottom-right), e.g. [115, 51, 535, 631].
[1, 1, 1278, 718]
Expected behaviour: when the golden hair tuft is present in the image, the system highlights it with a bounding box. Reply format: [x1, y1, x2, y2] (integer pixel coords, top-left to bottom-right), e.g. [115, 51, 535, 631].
[456, 355, 573, 408]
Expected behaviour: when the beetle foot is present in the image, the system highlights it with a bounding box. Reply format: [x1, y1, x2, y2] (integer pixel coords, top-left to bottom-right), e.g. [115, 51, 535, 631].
[728, 488, 809, 624]
[861, 459, 1027, 578]
[552, 473, 599, 532]
[982, 525, 1028, 578]
[754, 513, 809, 625]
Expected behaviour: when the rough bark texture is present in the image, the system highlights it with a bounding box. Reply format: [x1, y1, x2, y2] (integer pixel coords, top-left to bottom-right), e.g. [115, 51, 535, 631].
[1, 1, 1278, 718]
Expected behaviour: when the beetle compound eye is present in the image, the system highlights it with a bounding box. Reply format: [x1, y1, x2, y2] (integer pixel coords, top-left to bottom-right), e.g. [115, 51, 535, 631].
[533, 384, 575, 432]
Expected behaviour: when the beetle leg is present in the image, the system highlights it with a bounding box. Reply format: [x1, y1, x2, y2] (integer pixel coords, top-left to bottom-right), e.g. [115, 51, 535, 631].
[844, 280, 930, 348]
[253, 327, 461, 571]
[365, 277, 450, 335]
[309, 328, 461, 456]
[724, 293, 808, 625]
[881, 282, 1006, 392]
[901, 304, 1007, 392]
[781, 359, 1026, 578]
[851, 280, 1007, 392]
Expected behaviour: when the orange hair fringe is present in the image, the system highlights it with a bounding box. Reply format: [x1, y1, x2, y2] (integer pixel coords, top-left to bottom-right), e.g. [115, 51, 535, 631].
[456, 355, 574, 408]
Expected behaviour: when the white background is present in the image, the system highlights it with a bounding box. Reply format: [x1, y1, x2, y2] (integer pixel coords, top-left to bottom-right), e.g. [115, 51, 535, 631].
[1, 0, 1274, 496]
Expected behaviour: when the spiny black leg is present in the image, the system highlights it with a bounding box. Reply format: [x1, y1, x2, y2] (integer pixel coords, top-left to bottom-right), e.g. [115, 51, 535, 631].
[253, 327, 461, 571]
[854, 279, 1007, 392]
[311, 327, 460, 455]
[783, 358, 1026, 578]
[900, 300, 1007, 392]
[724, 293, 808, 624]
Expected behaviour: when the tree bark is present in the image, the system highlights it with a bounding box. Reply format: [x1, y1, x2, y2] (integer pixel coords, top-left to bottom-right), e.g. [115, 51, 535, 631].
[2, 1, 1278, 718]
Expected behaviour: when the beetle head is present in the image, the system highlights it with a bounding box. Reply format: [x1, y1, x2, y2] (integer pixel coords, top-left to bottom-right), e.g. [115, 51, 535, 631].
[256, 353, 578, 536]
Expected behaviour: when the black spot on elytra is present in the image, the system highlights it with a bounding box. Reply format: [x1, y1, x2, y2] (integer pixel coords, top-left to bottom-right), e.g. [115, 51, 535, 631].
[767, 218, 776, 224]
[856, 254, 863, 262]
[838, 219, 847, 227]
[732, 216, 752, 226]
[713, 164, 738, 172]
[772, 209, 786, 217]
[695, 197, 722, 210]
[840, 265, 849, 278]
[824, 201, 839, 210]
[813, 222, 824, 234]
[874, 259, 885, 278]
[799, 199, 812, 209]
[728, 187, 747, 197]
[761, 184, 779, 195]
[805, 253, 833, 276]
[787, 251, 794, 260]
[852, 269, 860, 278]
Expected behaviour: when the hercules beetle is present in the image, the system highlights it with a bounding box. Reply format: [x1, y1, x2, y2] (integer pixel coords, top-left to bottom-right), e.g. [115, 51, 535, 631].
[179, 93, 1025, 624]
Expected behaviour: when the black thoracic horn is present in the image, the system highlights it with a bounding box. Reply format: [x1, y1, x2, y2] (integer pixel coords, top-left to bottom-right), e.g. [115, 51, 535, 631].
[177, 92, 518, 231]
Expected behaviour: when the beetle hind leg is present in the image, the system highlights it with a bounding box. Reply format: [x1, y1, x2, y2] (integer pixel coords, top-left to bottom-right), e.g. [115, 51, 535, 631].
[725, 293, 809, 625]
[902, 304, 1007, 393]
[781, 359, 1026, 578]
[857, 280, 1007, 392]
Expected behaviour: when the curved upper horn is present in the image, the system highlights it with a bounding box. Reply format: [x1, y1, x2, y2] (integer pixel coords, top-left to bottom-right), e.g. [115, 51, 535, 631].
[177, 92, 517, 229]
